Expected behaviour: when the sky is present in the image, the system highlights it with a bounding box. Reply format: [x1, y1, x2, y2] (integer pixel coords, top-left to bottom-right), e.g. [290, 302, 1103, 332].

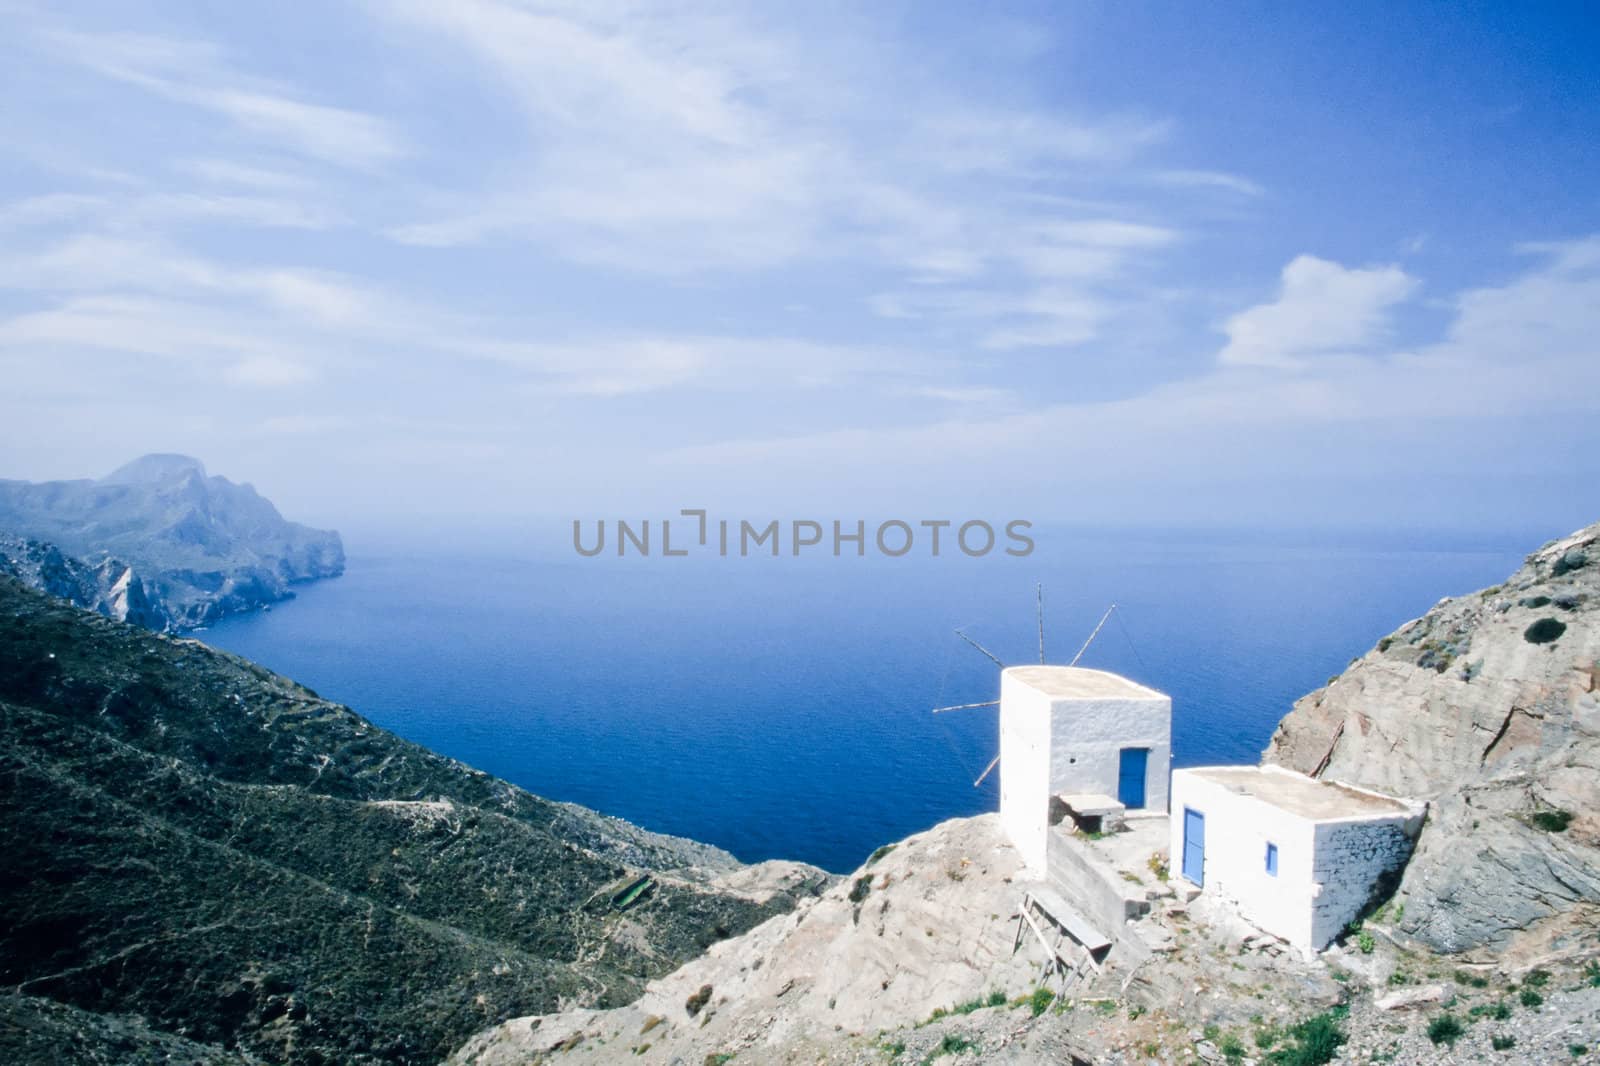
[2, 1, 1598, 540]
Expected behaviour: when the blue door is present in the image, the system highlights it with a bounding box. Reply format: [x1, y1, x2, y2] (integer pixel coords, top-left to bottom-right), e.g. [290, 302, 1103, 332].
[1182, 808, 1205, 885]
[1117, 747, 1149, 808]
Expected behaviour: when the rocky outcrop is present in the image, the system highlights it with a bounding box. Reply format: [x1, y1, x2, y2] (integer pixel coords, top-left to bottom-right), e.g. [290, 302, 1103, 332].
[0, 534, 172, 631]
[1266, 521, 1600, 954]
[0, 455, 344, 628]
[0, 577, 824, 1065]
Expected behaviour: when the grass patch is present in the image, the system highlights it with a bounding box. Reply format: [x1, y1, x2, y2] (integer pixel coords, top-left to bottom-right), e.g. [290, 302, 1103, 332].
[867, 844, 897, 866]
[1520, 988, 1543, 1008]
[1491, 1034, 1516, 1051]
[1357, 931, 1375, 954]
[1027, 987, 1055, 1017]
[1586, 961, 1600, 987]
[1219, 1032, 1246, 1061]
[1469, 1001, 1512, 1021]
[1454, 969, 1489, 988]
[1524, 968, 1551, 987]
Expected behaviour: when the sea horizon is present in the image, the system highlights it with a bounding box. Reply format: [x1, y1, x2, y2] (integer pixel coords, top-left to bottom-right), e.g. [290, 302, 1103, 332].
[203, 524, 1526, 873]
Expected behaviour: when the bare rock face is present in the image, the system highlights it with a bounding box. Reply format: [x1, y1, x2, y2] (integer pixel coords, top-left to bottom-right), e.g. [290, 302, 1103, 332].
[0, 534, 172, 631]
[1266, 521, 1600, 954]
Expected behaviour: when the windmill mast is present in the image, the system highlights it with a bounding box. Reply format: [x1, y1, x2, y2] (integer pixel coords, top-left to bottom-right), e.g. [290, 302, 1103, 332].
[1036, 583, 1045, 664]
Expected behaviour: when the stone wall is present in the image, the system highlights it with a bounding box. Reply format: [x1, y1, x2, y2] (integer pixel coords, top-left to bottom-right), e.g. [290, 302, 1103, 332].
[1308, 815, 1419, 949]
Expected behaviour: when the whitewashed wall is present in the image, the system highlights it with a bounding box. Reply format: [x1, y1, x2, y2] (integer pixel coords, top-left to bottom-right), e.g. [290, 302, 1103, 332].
[999, 673, 1053, 875]
[1046, 687, 1171, 813]
[1169, 770, 1318, 952]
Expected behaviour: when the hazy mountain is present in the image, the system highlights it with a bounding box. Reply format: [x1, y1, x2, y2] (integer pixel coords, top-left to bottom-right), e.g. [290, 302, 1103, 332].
[0, 455, 344, 628]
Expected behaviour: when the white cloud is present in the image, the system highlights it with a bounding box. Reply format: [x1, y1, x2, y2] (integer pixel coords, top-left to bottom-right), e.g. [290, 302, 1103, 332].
[654, 236, 1600, 499]
[1217, 255, 1418, 368]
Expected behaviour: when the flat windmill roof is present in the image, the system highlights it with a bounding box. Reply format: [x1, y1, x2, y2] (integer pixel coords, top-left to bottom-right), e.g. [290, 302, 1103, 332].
[1184, 766, 1413, 821]
[1004, 665, 1165, 700]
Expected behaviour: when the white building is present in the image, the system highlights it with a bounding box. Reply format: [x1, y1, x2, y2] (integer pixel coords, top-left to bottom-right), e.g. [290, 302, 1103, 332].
[999, 665, 1172, 877]
[1169, 765, 1424, 956]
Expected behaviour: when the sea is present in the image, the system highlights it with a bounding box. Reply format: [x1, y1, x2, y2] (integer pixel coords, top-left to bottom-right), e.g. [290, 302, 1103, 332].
[201, 525, 1527, 874]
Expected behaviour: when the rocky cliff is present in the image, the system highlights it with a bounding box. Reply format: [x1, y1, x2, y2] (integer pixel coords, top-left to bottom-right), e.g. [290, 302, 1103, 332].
[1266, 521, 1600, 955]
[0, 455, 344, 628]
[0, 577, 824, 1065]
[0, 533, 172, 631]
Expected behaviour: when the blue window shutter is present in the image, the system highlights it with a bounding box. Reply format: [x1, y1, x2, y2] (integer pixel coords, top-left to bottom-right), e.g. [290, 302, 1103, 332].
[1265, 842, 1278, 876]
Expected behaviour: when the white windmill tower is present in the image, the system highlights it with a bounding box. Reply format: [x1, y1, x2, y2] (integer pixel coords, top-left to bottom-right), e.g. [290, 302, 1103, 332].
[933, 588, 1171, 877]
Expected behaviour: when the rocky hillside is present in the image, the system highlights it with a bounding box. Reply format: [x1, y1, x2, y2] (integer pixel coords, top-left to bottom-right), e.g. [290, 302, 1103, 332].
[0, 455, 344, 628]
[1267, 521, 1600, 955]
[449, 812, 1600, 1065]
[0, 577, 824, 1065]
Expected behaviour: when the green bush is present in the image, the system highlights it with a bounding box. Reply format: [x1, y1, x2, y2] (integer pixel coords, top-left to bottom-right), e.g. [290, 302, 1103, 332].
[1572, 1046, 1591, 1059]
[1520, 988, 1543, 1008]
[1454, 970, 1489, 988]
[1220, 1033, 1246, 1061]
[1530, 809, 1573, 832]
[931, 1034, 976, 1059]
[1357, 931, 1375, 954]
[1524, 617, 1567, 644]
[1028, 987, 1055, 1018]
[1491, 1034, 1516, 1051]
[1524, 968, 1550, 987]
[985, 989, 1007, 1008]
[1427, 1014, 1464, 1046]
[1266, 1012, 1346, 1066]
[1585, 961, 1600, 987]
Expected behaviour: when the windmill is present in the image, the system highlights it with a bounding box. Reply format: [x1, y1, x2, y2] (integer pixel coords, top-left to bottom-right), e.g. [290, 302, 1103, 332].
[931, 584, 1120, 788]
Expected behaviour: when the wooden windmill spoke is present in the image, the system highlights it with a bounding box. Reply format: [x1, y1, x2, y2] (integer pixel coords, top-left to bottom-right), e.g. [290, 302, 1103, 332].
[929, 699, 999, 714]
[954, 629, 1005, 668]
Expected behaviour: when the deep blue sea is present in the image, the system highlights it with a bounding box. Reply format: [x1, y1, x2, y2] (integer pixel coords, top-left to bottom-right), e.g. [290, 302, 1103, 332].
[202, 527, 1524, 873]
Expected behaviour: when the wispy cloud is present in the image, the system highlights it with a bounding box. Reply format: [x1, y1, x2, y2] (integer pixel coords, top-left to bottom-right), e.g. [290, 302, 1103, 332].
[39, 28, 405, 169]
[1151, 169, 1265, 197]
